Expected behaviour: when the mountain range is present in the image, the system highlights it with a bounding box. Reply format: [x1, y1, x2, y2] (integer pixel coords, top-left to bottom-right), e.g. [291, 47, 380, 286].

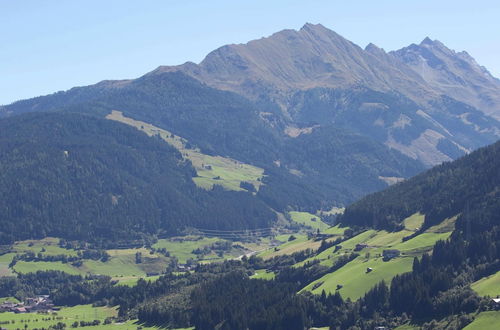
[0, 23, 499, 237]
[3, 24, 499, 168]
[154, 23, 500, 165]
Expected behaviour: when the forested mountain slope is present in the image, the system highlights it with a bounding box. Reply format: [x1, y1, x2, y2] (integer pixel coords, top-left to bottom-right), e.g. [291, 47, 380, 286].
[390, 37, 500, 120]
[0, 72, 424, 209]
[0, 112, 275, 245]
[153, 23, 500, 165]
[2, 139, 497, 329]
[2, 24, 499, 171]
[340, 139, 500, 231]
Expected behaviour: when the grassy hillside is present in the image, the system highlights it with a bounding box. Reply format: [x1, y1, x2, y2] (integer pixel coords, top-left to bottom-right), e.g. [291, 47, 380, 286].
[302, 256, 414, 300]
[2, 71, 424, 211]
[250, 211, 455, 300]
[289, 211, 330, 231]
[107, 110, 264, 192]
[340, 140, 500, 230]
[471, 271, 500, 297]
[464, 311, 500, 330]
[0, 235, 255, 281]
[0, 304, 175, 329]
[298, 222, 453, 300]
[0, 112, 274, 245]
[257, 235, 321, 260]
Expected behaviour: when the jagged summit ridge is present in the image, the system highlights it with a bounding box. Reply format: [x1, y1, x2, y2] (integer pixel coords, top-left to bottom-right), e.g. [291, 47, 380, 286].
[3, 23, 500, 168]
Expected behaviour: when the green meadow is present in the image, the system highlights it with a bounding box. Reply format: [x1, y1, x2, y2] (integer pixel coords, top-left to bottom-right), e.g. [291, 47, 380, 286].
[13, 261, 83, 275]
[392, 232, 451, 253]
[0, 304, 116, 330]
[394, 323, 419, 330]
[297, 214, 456, 300]
[12, 237, 78, 257]
[251, 269, 276, 280]
[114, 275, 162, 287]
[402, 212, 425, 231]
[0, 253, 15, 277]
[10, 246, 170, 280]
[0, 297, 19, 304]
[302, 255, 414, 300]
[153, 236, 224, 264]
[471, 270, 500, 297]
[322, 224, 348, 236]
[464, 311, 500, 330]
[257, 235, 322, 259]
[289, 211, 330, 231]
[0, 303, 189, 329]
[107, 110, 264, 192]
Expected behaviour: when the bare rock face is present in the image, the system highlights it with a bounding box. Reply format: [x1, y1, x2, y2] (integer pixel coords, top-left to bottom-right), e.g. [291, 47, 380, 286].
[4, 23, 500, 167]
[391, 38, 500, 121]
[154, 24, 500, 121]
[155, 24, 435, 106]
[152, 23, 499, 166]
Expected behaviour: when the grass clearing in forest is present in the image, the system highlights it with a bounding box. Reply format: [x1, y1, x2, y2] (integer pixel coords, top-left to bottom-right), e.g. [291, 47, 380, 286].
[302, 256, 414, 300]
[471, 270, 500, 297]
[403, 213, 425, 231]
[0, 253, 15, 276]
[0, 304, 116, 330]
[463, 311, 500, 330]
[13, 261, 83, 275]
[153, 236, 224, 264]
[394, 323, 420, 330]
[299, 215, 457, 300]
[322, 224, 348, 236]
[107, 110, 264, 192]
[114, 275, 162, 287]
[13, 237, 78, 257]
[289, 211, 330, 231]
[251, 269, 276, 280]
[257, 235, 320, 259]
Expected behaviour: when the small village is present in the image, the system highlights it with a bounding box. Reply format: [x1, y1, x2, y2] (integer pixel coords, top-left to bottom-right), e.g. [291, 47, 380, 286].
[0, 295, 58, 314]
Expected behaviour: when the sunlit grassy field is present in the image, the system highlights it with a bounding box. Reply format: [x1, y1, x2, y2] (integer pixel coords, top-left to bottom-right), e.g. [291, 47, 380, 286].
[13, 237, 79, 257]
[0, 304, 116, 329]
[302, 255, 414, 300]
[153, 236, 224, 263]
[107, 110, 264, 192]
[257, 235, 321, 259]
[250, 269, 276, 280]
[13, 261, 83, 275]
[289, 211, 330, 231]
[471, 270, 500, 297]
[298, 215, 456, 300]
[464, 311, 500, 330]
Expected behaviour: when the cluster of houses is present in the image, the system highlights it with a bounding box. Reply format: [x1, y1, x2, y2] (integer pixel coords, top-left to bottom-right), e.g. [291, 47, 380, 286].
[382, 249, 401, 260]
[354, 243, 401, 261]
[0, 295, 58, 314]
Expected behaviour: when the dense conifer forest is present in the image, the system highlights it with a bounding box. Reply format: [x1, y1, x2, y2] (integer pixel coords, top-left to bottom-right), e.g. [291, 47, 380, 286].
[340, 140, 500, 230]
[0, 112, 274, 245]
[1, 72, 424, 210]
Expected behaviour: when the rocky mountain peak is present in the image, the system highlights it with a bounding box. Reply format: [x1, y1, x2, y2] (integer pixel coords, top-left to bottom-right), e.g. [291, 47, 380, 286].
[365, 43, 386, 56]
[300, 22, 327, 32]
[151, 23, 500, 123]
[420, 36, 434, 46]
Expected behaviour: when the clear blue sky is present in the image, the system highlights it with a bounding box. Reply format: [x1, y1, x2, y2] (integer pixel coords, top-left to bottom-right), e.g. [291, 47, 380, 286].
[1, 0, 499, 105]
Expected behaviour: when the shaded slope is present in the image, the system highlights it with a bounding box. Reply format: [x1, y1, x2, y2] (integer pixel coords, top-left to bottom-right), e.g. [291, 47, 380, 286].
[340, 140, 500, 230]
[0, 112, 275, 245]
[151, 23, 500, 165]
[1, 72, 424, 208]
[391, 38, 500, 120]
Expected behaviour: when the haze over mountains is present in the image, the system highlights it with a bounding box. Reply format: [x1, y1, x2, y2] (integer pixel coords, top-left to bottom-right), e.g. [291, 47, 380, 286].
[1, 23, 499, 220]
[1, 20, 499, 330]
[153, 23, 500, 165]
